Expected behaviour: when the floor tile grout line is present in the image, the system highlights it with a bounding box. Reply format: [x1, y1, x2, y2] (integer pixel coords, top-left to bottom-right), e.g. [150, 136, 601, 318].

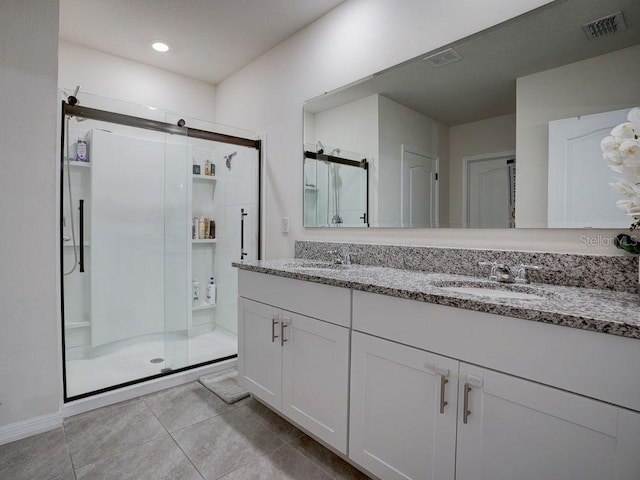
[165, 432, 208, 480]
[65, 399, 167, 472]
[143, 382, 242, 434]
[288, 443, 341, 480]
[60, 425, 78, 480]
[215, 443, 290, 480]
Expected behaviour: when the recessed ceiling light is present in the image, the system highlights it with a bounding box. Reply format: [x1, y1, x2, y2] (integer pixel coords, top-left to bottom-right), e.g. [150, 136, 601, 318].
[152, 42, 170, 52]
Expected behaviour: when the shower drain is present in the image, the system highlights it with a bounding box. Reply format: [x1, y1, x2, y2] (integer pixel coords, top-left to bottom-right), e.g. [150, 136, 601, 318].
[150, 358, 164, 364]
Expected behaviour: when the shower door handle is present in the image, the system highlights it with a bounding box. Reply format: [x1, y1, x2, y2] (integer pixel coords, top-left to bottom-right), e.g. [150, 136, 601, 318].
[79, 199, 85, 273]
[240, 208, 248, 260]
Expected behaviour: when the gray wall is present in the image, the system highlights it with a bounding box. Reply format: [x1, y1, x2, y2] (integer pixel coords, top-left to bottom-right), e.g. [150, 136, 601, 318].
[0, 0, 62, 430]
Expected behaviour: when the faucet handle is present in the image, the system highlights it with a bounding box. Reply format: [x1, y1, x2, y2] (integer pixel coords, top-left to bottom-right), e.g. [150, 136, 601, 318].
[479, 261, 499, 281]
[327, 250, 343, 264]
[344, 252, 357, 265]
[513, 264, 542, 284]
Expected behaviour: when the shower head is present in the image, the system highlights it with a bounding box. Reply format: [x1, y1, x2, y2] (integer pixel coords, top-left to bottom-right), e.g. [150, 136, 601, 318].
[225, 151, 238, 169]
[67, 85, 81, 106]
[316, 141, 325, 154]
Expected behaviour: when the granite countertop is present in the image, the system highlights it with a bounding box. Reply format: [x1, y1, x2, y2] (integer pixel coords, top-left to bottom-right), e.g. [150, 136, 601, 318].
[233, 258, 640, 340]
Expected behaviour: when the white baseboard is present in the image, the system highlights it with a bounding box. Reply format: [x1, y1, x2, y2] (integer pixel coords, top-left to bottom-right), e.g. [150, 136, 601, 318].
[0, 412, 63, 446]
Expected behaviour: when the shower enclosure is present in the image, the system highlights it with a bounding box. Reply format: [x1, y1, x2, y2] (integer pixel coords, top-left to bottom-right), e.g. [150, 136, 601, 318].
[303, 144, 368, 227]
[60, 91, 261, 400]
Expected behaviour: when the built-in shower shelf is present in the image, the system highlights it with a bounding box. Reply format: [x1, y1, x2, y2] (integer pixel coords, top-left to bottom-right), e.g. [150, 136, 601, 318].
[193, 303, 216, 311]
[192, 174, 217, 181]
[192, 239, 217, 244]
[65, 321, 90, 329]
[305, 186, 318, 191]
[66, 161, 91, 168]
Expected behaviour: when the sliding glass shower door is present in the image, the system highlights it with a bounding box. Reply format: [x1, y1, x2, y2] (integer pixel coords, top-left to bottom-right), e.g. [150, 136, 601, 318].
[61, 92, 260, 400]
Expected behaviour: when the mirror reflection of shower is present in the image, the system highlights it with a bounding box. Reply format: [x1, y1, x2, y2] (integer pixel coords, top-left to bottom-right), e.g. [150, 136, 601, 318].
[303, 142, 368, 228]
[329, 149, 343, 225]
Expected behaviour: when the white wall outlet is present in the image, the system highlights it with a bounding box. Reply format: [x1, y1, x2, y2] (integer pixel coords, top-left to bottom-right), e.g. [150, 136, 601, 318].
[281, 217, 290, 233]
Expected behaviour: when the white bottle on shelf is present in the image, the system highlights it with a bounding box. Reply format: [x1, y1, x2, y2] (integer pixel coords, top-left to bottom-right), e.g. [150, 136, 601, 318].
[192, 279, 200, 307]
[206, 276, 216, 305]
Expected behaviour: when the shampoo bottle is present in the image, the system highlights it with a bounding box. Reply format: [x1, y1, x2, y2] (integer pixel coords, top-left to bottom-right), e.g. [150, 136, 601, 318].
[206, 276, 216, 305]
[198, 217, 205, 239]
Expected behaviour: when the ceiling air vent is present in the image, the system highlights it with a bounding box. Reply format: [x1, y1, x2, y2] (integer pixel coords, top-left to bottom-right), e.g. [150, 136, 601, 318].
[424, 48, 462, 67]
[582, 11, 627, 40]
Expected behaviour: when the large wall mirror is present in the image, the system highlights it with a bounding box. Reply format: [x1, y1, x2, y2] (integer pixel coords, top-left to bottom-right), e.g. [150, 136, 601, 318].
[303, 0, 640, 228]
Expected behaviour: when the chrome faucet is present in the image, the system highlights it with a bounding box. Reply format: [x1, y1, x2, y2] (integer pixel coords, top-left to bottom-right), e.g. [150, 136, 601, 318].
[512, 264, 542, 284]
[479, 261, 541, 284]
[479, 261, 514, 283]
[327, 250, 357, 265]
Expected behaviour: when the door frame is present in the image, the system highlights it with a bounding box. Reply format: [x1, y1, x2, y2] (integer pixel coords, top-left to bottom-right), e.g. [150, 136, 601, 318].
[400, 144, 439, 228]
[462, 151, 515, 228]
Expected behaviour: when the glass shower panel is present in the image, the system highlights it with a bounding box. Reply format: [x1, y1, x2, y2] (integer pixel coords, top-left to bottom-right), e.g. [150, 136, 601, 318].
[165, 113, 261, 368]
[62, 94, 189, 399]
[163, 134, 190, 373]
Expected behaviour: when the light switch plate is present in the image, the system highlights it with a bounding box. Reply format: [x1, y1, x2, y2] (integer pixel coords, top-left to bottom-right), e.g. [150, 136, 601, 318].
[281, 217, 290, 233]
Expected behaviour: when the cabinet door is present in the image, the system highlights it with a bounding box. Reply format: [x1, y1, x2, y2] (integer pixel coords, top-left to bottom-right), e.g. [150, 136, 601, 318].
[238, 298, 282, 410]
[456, 363, 640, 480]
[281, 311, 350, 454]
[349, 332, 458, 480]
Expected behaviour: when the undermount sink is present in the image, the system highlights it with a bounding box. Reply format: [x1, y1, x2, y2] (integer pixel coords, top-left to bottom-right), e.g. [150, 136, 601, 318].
[435, 280, 547, 300]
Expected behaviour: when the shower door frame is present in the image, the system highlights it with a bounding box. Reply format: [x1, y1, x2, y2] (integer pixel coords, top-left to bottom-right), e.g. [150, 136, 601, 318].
[59, 101, 263, 402]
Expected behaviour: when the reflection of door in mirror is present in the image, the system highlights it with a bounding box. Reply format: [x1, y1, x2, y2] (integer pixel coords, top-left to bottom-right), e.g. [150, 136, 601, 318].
[464, 153, 515, 228]
[548, 108, 630, 228]
[401, 146, 438, 227]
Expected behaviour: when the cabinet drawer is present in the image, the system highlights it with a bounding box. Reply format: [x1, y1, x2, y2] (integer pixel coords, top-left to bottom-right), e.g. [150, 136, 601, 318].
[353, 290, 640, 412]
[239, 270, 350, 327]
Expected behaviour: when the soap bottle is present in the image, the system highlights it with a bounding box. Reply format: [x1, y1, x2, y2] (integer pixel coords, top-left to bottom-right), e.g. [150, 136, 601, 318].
[192, 279, 200, 307]
[205, 160, 211, 176]
[209, 220, 216, 239]
[76, 138, 88, 162]
[206, 276, 216, 305]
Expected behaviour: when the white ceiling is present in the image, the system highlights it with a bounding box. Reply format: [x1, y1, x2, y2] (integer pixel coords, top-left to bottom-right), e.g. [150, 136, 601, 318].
[59, 0, 345, 85]
[305, 0, 640, 126]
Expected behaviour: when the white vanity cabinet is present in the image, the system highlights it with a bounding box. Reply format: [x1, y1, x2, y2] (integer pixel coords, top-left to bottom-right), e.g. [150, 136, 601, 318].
[350, 290, 640, 480]
[349, 332, 458, 480]
[238, 298, 282, 409]
[456, 363, 640, 480]
[238, 270, 350, 453]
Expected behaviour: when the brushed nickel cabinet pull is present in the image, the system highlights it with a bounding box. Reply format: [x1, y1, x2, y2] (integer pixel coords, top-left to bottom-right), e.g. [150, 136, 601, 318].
[280, 321, 288, 346]
[439, 375, 449, 414]
[463, 383, 472, 424]
[271, 317, 279, 343]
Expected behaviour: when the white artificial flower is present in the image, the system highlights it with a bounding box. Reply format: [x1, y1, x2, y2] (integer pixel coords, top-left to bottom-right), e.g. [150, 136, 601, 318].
[616, 199, 640, 215]
[611, 122, 635, 141]
[627, 107, 640, 135]
[619, 139, 640, 161]
[610, 178, 640, 197]
[600, 135, 619, 153]
[604, 150, 624, 171]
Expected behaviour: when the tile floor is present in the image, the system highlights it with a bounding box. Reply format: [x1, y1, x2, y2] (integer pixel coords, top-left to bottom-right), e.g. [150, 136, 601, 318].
[0, 382, 370, 480]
